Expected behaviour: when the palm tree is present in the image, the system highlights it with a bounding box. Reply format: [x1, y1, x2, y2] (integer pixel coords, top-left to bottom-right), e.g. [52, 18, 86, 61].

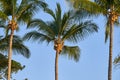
[0, 0, 47, 80]
[23, 3, 98, 80]
[66, 0, 120, 80]
[0, 34, 30, 79]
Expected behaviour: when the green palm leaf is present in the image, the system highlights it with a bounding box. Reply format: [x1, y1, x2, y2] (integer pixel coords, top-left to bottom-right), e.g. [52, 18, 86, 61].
[0, 11, 8, 20]
[16, 0, 47, 24]
[59, 11, 70, 35]
[62, 21, 98, 43]
[27, 19, 55, 37]
[67, 0, 102, 15]
[0, 53, 25, 79]
[61, 45, 80, 62]
[0, 35, 30, 58]
[23, 31, 54, 44]
[105, 20, 110, 43]
[44, 8, 56, 20]
[113, 54, 120, 67]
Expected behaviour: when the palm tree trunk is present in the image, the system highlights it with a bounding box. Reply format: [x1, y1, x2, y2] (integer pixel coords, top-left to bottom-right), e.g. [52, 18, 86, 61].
[55, 50, 59, 80]
[108, 18, 114, 80]
[7, 30, 14, 80]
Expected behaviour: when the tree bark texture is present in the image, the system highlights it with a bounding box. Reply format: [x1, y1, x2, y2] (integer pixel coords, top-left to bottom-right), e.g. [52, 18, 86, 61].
[55, 50, 59, 80]
[7, 30, 14, 80]
[108, 16, 114, 80]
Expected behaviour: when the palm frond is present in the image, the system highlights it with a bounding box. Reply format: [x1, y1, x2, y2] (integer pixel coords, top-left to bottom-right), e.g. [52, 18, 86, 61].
[59, 11, 70, 35]
[44, 8, 56, 20]
[0, 11, 8, 20]
[61, 45, 80, 62]
[0, 35, 22, 44]
[12, 43, 30, 58]
[23, 31, 54, 44]
[105, 20, 110, 43]
[55, 3, 62, 29]
[70, 10, 89, 21]
[114, 20, 120, 27]
[16, 0, 47, 24]
[113, 54, 120, 68]
[12, 0, 17, 16]
[0, 53, 24, 78]
[0, 0, 13, 16]
[95, 0, 120, 15]
[62, 21, 98, 43]
[27, 19, 45, 28]
[67, 0, 102, 15]
[0, 54, 8, 69]
[115, 4, 120, 14]
[27, 19, 56, 40]
[27, 19, 47, 29]
[45, 3, 62, 35]
[0, 20, 6, 29]
[0, 35, 30, 58]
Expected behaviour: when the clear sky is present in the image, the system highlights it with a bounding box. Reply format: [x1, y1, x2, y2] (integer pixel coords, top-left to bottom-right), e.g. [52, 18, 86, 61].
[12, 0, 120, 80]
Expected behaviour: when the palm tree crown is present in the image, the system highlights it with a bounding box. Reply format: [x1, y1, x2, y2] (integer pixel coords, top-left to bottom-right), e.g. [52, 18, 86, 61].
[24, 3, 98, 61]
[93, 0, 120, 41]
[67, 0, 120, 41]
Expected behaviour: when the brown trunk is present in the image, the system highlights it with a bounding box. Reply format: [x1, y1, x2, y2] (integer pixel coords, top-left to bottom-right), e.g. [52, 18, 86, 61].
[108, 17, 114, 80]
[7, 30, 14, 80]
[55, 50, 59, 80]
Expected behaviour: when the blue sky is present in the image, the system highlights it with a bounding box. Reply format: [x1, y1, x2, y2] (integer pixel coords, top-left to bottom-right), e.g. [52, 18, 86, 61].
[12, 0, 120, 80]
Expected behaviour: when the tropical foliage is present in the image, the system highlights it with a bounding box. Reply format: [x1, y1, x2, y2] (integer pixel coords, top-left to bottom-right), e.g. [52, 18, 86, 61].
[0, 0, 47, 80]
[114, 55, 120, 67]
[0, 35, 30, 58]
[0, 53, 25, 80]
[1, 0, 120, 80]
[65, 0, 120, 80]
[23, 3, 98, 80]
[0, 33, 30, 79]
